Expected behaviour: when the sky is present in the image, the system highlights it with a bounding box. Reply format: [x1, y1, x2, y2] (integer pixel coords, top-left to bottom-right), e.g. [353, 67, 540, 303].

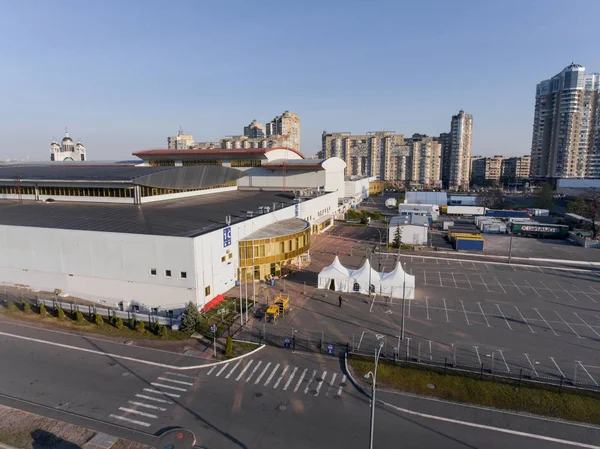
[1, 0, 600, 161]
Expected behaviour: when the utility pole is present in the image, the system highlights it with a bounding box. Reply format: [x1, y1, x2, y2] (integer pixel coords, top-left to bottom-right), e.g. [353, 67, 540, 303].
[508, 233, 513, 264]
[401, 263, 406, 340]
[366, 342, 384, 449]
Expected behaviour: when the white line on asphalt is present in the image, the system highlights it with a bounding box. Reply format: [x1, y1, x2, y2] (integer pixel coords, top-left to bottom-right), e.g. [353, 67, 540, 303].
[337, 374, 347, 396]
[127, 401, 167, 412]
[572, 286, 597, 303]
[523, 353, 538, 377]
[447, 259, 451, 265]
[451, 273, 458, 288]
[590, 286, 600, 295]
[463, 273, 473, 290]
[245, 360, 262, 383]
[165, 372, 195, 379]
[460, 300, 471, 325]
[408, 298, 411, 317]
[264, 363, 280, 387]
[235, 359, 254, 381]
[549, 357, 566, 379]
[304, 369, 317, 394]
[142, 388, 180, 398]
[428, 340, 432, 360]
[510, 278, 525, 295]
[498, 350, 510, 372]
[438, 271, 443, 286]
[539, 281, 559, 299]
[357, 331, 365, 350]
[150, 383, 187, 392]
[574, 313, 600, 337]
[118, 407, 158, 419]
[157, 377, 193, 386]
[273, 365, 289, 389]
[135, 394, 173, 404]
[424, 270, 427, 285]
[215, 363, 230, 377]
[514, 306, 536, 333]
[474, 346, 482, 365]
[314, 371, 327, 396]
[477, 302, 491, 328]
[442, 298, 450, 322]
[109, 414, 150, 427]
[555, 312, 583, 339]
[534, 308, 560, 336]
[577, 361, 598, 386]
[459, 260, 463, 266]
[254, 362, 271, 385]
[294, 368, 307, 393]
[425, 297, 431, 320]
[284, 367, 298, 390]
[493, 276, 506, 294]
[561, 287, 579, 302]
[478, 275, 490, 292]
[326, 372, 338, 396]
[225, 360, 242, 379]
[495, 304, 513, 330]
[524, 280, 541, 297]
[206, 366, 217, 376]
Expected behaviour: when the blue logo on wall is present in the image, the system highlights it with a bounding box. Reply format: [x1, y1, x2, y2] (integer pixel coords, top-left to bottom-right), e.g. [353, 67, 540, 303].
[294, 204, 299, 217]
[223, 227, 232, 247]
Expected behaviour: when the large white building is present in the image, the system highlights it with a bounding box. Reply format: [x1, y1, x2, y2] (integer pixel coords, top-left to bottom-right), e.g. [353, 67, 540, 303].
[50, 131, 86, 162]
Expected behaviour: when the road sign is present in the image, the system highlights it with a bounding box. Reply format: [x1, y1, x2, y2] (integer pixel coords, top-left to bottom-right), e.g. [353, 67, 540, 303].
[327, 344, 334, 354]
[210, 324, 217, 334]
[223, 227, 232, 247]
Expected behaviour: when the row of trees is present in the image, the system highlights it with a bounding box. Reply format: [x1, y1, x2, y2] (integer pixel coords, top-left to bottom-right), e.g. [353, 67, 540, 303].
[567, 189, 600, 239]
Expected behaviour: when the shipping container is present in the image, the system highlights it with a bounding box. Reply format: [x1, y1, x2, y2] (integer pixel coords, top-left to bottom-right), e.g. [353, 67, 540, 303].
[486, 209, 530, 218]
[527, 208, 550, 217]
[455, 238, 484, 251]
[446, 206, 486, 216]
[509, 222, 569, 239]
[448, 230, 481, 242]
[441, 206, 448, 214]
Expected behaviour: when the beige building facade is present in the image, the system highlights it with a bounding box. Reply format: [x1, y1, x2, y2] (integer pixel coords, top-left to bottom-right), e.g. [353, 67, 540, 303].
[167, 128, 195, 150]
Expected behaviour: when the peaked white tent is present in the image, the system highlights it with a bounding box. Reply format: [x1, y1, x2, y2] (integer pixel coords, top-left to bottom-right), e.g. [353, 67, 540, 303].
[349, 259, 381, 295]
[379, 261, 415, 299]
[318, 256, 352, 291]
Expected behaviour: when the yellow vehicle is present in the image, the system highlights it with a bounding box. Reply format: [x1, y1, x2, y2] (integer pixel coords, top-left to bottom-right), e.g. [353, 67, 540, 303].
[265, 294, 290, 322]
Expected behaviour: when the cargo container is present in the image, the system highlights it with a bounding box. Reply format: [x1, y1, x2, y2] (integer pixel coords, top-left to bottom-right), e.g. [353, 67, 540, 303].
[446, 206, 486, 216]
[486, 209, 530, 218]
[441, 206, 448, 214]
[527, 208, 550, 217]
[448, 230, 481, 242]
[455, 237, 484, 251]
[509, 222, 569, 239]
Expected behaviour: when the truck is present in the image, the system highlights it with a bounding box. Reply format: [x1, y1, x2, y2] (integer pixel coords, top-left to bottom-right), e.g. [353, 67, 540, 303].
[446, 206, 486, 216]
[509, 222, 569, 239]
[486, 209, 530, 218]
[454, 237, 484, 251]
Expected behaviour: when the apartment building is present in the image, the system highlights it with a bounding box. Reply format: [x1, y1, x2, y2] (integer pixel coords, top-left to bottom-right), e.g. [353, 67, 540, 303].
[221, 111, 301, 152]
[501, 155, 531, 181]
[530, 63, 600, 179]
[167, 128, 194, 150]
[470, 155, 504, 185]
[442, 110, 473, 189]
[408, 134, 442, 186]
[244, 120, 266, 139]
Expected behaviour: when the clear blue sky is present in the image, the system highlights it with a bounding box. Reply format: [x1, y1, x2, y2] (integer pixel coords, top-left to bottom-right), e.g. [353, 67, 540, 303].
[1, 0, 600, 160]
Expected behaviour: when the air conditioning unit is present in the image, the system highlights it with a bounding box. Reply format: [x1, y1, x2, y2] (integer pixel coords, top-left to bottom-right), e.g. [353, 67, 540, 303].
[247, 211, 254, 218]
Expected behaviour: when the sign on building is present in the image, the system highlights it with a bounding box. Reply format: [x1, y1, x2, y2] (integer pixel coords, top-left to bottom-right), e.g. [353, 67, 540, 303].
[223, 227, 232, 247]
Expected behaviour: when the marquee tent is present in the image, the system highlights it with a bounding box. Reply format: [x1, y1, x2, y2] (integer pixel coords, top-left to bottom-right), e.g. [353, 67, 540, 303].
[379, 261, 415, 299]
[349, 259, 381, 295]
[317, 256, 352, 291]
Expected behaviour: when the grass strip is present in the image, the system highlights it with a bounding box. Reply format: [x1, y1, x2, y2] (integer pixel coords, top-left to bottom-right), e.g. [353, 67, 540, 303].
[349, 356, 600, 425]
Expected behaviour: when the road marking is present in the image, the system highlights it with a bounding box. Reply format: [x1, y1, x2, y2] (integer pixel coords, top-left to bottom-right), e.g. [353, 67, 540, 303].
[326, 372, 338, 396]
[428, 340, 432, 360]
[524, 280, 541, 297]
[560, 286, 579, 302]
[495, 304, 513, 330]
[534, 308, 559, 336]
[273, 365, 289, 389]
[245, 360, 262, 382]
[555, 312, 583, 339]
[264, 363, 280, 387]
[574, 313, 600, 337]
[460, 300, 471, 325]
[493, 276, 506, 294]
[572, 286, 597, 303]
[442, 298, 449, 322]
[514, 306, 535, 333]
[135, 394, 173, 404]
[215, 363, 230, 377]
[142, 388, 180, 398]
[294, 368, 307, 393]
[438, 272, 443, 286]
[165, 372, 195, 379]
[498, 350, 510, 372]
[549, 357, 566, 379]
[577, 361, 598, 386]
[523, 353, 538, 377]
[157, 377, 193, 386]
[150, 383, 187, 392]
[539, 281, 559, 299]
[304, 369, 317, 394]
[127, 401, 167, 412]
[337, 374, 347, 396]
[424, 270, 427, 285]
[425, 297, 431, 320]
[357, 331, 365, 349]
[478, 275, 490, 292]
[314, 371, 327, 396]
[477, 302, 491, 328]
[118, 407, 158, 419]
[225, 361, 242, 379]
[109, 414, 150, 427]
[451, 273, 458, 288]
[510, 278, 525, 295]
[284, 367, 298, 390]
[255, 362, 272, 385]
[408, 298, 411, 317]
[474, 346, 482, 365]
[206, 366, 217, 376]
[235, 359, 254, 381]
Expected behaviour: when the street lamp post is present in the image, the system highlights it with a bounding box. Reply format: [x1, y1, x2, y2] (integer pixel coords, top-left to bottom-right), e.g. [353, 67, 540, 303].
[401, 262, 407, 340]
[508, 233, 513, 264]
[365, 342, 384, 449]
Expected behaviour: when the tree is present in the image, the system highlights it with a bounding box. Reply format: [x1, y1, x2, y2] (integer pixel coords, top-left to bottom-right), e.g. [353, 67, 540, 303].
[392, 226, 402, 248]
[477, 188, 504, 209]
[39, 303, 47, 315]
[582, 189, 600, 239]
[225, 336, 233, 357]
[94, 313, 104, 326]
[534, 183, 554, 210]
[181, 301, 202, 333]
[567, 197, 586, 215]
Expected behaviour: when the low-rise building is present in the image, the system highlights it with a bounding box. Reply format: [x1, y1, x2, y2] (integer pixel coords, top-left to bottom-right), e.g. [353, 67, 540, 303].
[388, 215, 429, 246]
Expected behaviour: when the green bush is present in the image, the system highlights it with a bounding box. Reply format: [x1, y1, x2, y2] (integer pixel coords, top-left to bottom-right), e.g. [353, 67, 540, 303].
[225, 336, 233, 356]
[110, 312, 117, 326]
[159, 325, 168, 338]
[130, 317, 137, 330]
[153, 320, 161, 334]
[56, 306, 65, 319]
[74, 310, 85, 322]
[135, 320, 145, 333]
[7, 300, 17, 312]
[39, 303, 47, 315]
[21, 300, 31, 313]
[94, 313, 104, 326]
[115, 317, 124, 330]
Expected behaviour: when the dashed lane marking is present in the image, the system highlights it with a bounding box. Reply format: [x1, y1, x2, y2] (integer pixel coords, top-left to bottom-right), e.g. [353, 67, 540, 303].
[109, 414, 150, 427]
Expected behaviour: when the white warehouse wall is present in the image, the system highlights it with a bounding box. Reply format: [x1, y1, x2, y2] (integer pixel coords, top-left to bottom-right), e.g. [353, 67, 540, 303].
[237, 168, 326, 190]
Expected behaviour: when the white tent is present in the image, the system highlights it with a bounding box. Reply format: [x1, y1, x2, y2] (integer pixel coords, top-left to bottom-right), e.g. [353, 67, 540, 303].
[349, 259, 381, 295]
[317, 256, 352, 292]
[379, 261, 415, 299]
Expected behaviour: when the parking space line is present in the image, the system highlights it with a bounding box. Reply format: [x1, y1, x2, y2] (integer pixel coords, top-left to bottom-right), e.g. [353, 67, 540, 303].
[293, 368, 307, 392]
[305, 370, 317, 394]
[428, 340, 432, 360]
[524, 280, 541, 297]
[438, 272, 443, 286]
[498, 350, 510, 372]
[264, 363, 280, 387]
[254, 362, 272, 385]
[225, 360, 242, 379]
[464, 273, 473, 290]
[572, 286, 597, 303]
[539, 281, 559, 299]
[493, 276, 506, 294]
[408, 298, 412, 317]
[534, 309, 560, 336]
[555, 312, 583, 339]
[495, 304, 513, 330]
[510, 278, 525, 295]
[424, 270, 427, 285]
[577, 361, 598, 386]
[442, 298, 450, 322]
[474, 346, 482, 365]
[559, 285, 579, 301]
[451, 273, 458, 288]
[574, 313, 600, 337]
[273, 365, 289, 389]
[549, 357, 566, 379]
[135, 394, 173, 405]
[477, 302, 491, 327]
[245, 360, 262, 382]
[523, 353, 538, 377]
[425, 297, 431, 320]
[206, 366, 217, 376]
[357, 330, 366, 349]
[284, 367, 298, 391]
[460, 300, 471, 325]
[514, 306, 536, 333]
[478, 275, 490, 292]
[109, 414, 150, 427]
[326, 372, 338, 396]
[215, 363, 230, 377]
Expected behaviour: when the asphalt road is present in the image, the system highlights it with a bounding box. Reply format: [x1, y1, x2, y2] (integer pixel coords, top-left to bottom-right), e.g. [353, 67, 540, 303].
[2, 322, 598, 448]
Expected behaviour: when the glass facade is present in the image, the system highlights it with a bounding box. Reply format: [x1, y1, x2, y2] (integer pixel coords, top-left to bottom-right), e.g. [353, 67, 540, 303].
[139, 181, 236, 197]
[231, 159, 262, 167]
[239, 227, 311, 280]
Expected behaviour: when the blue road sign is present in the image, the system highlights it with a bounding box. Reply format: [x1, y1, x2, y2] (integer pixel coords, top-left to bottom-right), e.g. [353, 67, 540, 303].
[284, 338, 291, 348]
[327, 344, 334, 354]
[210, 324, 217, 334]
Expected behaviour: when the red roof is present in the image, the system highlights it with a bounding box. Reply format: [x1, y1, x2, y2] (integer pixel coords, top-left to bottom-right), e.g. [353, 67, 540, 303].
[133, 146, 305, 159]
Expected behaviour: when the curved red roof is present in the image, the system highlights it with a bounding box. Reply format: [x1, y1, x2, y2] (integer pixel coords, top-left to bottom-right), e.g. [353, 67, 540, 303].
[133, 146, 305, 159]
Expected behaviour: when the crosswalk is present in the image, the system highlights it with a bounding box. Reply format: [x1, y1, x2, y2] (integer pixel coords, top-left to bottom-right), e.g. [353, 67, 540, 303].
[205, 358, 348, 398]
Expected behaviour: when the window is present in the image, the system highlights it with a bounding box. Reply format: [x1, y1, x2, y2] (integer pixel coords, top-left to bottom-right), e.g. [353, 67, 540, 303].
[180, 271, 187, 279]
[228, 253, 233, 259]
[205, 286, 211, 296]
[165, 270, 172, 277]
[222, 256, 226, 262]
[150, 268, 157, 276]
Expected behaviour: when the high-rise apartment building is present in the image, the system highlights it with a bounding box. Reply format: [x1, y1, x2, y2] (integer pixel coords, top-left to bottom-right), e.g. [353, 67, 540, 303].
[221, 111, 301, 152]
[441, 110, 473, 189]
[501, 155, 531, 182]
[167, 128, 195, 150]
[244, 120, 266, 139]
[408, 134, 442, 186]
[530, 63, 600, 179]
[470, 155, 504, 185]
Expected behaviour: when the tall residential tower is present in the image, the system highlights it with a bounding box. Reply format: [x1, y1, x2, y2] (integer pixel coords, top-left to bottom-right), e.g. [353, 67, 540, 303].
[440, 110, 473, 189]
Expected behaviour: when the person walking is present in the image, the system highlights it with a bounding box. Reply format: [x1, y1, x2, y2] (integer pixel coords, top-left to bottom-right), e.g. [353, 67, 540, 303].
[338, 295, 343, 307]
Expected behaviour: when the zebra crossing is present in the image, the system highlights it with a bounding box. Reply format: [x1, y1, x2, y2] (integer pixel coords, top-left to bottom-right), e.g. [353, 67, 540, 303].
[205, 358, 348, 398]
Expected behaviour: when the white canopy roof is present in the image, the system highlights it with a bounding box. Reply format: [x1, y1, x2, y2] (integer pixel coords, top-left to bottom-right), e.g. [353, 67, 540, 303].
[379, 261, 415, 299]
[350, 259, 381, 285]
[319, 255, 350, 279]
